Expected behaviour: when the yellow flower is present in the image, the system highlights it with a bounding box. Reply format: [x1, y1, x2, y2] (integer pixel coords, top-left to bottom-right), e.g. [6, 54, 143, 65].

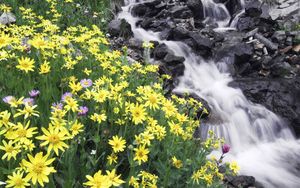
[39, 62, 51, 74]
[64, 97, 78, 112]
[90, 113, 107, 124]
[83, 68, 92, 76]
[16, 57, 35, 73]
[229, 161, 240, 174]
[14, 105, 39, 119]
[106, 169, 125, 187]
[130, 103, 146, 125]
[83, 170, 112, 188]
[0, 140, 20, 161]
[6, 171, 30, 188]
[107, 153, 118, 165]
[10, 121, 37, 144]
[144, 93, 160, 110]
[142, 41, 154, 49]
[70, 120, 84, 136]
[108, 136, 126, 153]
[0, 32, 11, 48]
[69, 81, 82, 93]
[36, 127, 69, 155]
[133, 145, 149, 165]
[22, 152, 56, 187]
[172, 156, 183, 169]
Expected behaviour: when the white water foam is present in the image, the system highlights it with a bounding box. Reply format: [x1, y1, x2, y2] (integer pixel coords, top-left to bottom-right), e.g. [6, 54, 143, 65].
[119, 0, 300, 187]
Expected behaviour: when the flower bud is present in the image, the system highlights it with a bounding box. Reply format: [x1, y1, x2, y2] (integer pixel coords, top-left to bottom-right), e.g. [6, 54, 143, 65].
[222, 144, 230, 154]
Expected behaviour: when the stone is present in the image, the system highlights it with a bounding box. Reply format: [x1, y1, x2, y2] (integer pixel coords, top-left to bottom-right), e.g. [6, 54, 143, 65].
[131, 4, 149, 17]
[188, 32, 213, 57]
[163, 53, 185, 66]
[244, 0, 262, 17]
[170, 6, 193, 19]
[0, 12, 16, 25]
[153, 43, 172, 60]
[108, 19, 133, 39]
[270, 62, 292, 77]
[271, 31, 286, 42]
[187, 0, 204, 19]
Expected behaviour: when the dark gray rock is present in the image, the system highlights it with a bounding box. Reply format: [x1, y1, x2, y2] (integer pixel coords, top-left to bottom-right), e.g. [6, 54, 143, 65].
[163, 53, 185, 66]
[170, 6, 193, 19]
[153, 43, 171, 60]
[188, 32, 213, 57]
[271, 31, 286, 43]
[187, 0, 204, 19]
[244, 0, 262, 17]
[108, 19, 133, 39]
[270, 62, 292, 77]
[131, 3, 149, 17]
[225, 175, 256, 188]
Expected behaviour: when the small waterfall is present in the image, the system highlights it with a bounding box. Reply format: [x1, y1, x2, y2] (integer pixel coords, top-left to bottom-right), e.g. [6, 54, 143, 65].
[201, 0, 231, 27]
[118, 0, 300, 187]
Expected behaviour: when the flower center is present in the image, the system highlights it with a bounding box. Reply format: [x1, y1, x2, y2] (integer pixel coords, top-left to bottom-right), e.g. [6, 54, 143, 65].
[49, 135, 60, 144]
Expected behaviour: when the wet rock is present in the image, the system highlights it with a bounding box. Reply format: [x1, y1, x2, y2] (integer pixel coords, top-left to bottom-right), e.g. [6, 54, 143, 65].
[244, 0, 262, 17]
[108, 19, 133, 39]
[153, 43, 172, 60]
[215, 42, 254, 66]
[236, 16, 257, 31]
[131, 3, 149, 17]
[170, 6, 193, 19]
[187, 0, 204, 19]
[224, 0, 244, 16]
[188, 32, 213, 57]
[163, 53, 185, 66]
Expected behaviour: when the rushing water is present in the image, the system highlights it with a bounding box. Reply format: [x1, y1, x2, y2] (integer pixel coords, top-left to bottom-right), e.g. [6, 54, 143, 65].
[119, 0, 300, 187]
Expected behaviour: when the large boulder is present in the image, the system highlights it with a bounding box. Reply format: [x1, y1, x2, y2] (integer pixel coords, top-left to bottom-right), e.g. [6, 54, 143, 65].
[187, 0, 204, 19]
[108, 19, 133, 39]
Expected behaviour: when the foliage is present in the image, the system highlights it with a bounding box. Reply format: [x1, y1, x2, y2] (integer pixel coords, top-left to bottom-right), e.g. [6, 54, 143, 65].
[0, 1, 237, 187]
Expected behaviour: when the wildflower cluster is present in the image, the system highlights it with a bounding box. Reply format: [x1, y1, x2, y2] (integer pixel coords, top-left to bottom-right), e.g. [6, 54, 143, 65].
[0, 1, 237, 187]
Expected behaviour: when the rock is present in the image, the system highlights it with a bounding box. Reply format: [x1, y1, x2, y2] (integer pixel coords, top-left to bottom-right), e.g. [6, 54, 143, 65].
[131, 4, 149, 17]
[254, 33, 278, 51]
[169, 26, 190, 40]
[271, 31, 286, 42]
[293, 45, 300, 53]
[215, 42, 254, 66]
[187, 0, 204, 19]
[279, 46, 293, 53]
[163, 53, 185, 66]
[127, 38, 143, 49]
[0, 12, 16, 25]
[236, 16, 257, 31]
[108, 19, 133, 39]
[230, 78, 300, 137]
[224, 0, 244, 16]
[244, 0, 262, 17]
[188, 32, 213, 57]
[270, 62, 292, 77]
[225, 175, 256, 188]
[170, 6, 193, 19]
[153, 43, 171, 60]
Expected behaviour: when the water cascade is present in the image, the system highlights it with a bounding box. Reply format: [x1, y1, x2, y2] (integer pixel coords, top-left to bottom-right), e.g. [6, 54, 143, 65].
[118, 0, 300, 187]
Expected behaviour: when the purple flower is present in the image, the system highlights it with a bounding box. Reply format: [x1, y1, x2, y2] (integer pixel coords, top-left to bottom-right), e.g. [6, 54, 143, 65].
[80, 79, 93, 88]
[222, 144, 230, 154]
[61, 92, 72, 101]
[23, 98, 35, 106]
[2, 96, 15, 104]
[78, 106, 89, 116]
[51, 102, 63, 110]
[29, 90, 40, 98]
